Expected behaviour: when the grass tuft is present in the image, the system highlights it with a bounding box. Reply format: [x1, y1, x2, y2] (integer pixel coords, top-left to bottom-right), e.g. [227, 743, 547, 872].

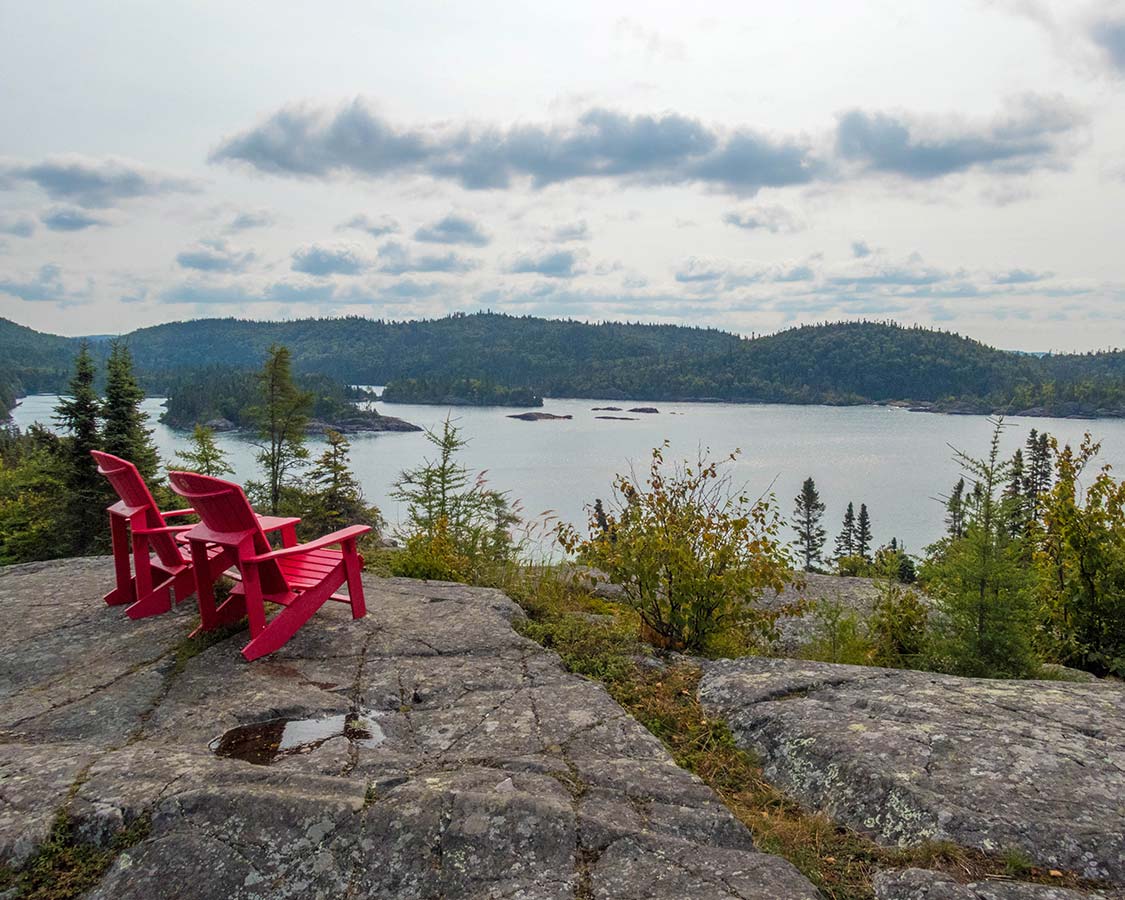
[4, 811, 150, 900]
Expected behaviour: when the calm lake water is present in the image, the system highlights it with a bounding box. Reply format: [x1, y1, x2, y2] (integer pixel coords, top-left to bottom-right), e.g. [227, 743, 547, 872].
[13, 394, 1125, 557]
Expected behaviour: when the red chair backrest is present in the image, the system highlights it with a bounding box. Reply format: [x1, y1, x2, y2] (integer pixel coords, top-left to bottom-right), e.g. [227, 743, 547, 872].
[167, 471, 288, 593]
[91, 450, 184, 568]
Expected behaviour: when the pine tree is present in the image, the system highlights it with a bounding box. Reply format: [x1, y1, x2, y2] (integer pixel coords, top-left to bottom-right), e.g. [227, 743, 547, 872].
[925, 418, 1036, 677]
[305, 429, 380, 533]
[834, 501, 856, 558]
[176, 425, 233, 477]
[945, 478, 966, 539]
[53, 343, 105, 550]
[1003, 448, 1027, 536]
[102, 340, 159, 479]
[856, 503, 873, 561]
[792, 477, 826, 571]
[1023, 429, 1052, 522]
[249, 345, 312, 515]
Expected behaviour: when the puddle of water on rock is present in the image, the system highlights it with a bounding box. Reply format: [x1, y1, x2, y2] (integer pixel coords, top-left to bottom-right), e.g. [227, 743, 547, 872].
[210, 710, 385, 765]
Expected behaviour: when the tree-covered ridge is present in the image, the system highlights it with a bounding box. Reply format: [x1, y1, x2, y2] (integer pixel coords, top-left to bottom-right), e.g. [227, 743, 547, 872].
[0, 317, 83, 416]
[3, 313, 1125, 417]
[381, 377, 543, 407]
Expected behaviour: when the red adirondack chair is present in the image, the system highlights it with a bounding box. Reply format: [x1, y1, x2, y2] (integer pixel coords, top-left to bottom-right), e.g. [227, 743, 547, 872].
[91, 451, 298, 620]
[167, 470, 370, 662]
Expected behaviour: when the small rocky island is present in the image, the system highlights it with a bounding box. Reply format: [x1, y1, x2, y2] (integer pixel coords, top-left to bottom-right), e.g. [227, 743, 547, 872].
[304, 408, 422, 434]
[507, 411, 573, 422]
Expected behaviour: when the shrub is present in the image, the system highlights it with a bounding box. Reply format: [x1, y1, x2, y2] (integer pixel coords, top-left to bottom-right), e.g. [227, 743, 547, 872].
[801, 600, 873, 665]
[558, 443, 791, 654]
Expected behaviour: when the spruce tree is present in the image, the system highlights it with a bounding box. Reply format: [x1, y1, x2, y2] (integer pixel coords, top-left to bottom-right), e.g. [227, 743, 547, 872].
[945, 478, 966, 539]
[53, 343, 105, 550]
[249, 344, 312, 514]
[1003, 448, 1027, 536]
[305, 429, 380, 533]
[1023, 429, 1052, 522]
[792, 477, 826, 571]
[834, 501, 856, 558]
[176, 425, 233, 477]
[102, 341, 159, 479]
[856, 503, 873, 561]
[925, 418, 1036, 677]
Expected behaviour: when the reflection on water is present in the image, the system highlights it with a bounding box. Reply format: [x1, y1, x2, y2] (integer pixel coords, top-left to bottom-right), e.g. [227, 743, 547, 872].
[210, 710, 386, 765]
[11, 393, 1125, 555]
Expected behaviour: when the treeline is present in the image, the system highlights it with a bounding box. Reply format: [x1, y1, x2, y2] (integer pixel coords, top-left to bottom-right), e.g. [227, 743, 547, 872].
[154, 368, 376, 430]
[5, 314, 1125, 418]
[381, 377, 542, 407]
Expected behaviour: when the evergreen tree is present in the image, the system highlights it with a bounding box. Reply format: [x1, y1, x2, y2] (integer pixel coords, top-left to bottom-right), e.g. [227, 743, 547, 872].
[924, 418, 1036, 678]
[1003, 448, 1027, 536]
[53, 343, 105, 550]
[176, 425, 233, 477]
[391, 417, 517, 581]
[856, 503, 873, 561]
[834, 501, 856, 558]
[945, 478, 966, 539]
[304, 429, 381, 533]
[102, 341, 159, 479]
[1023, 429, 1052, 522]
[792, 476, 826, 571]
[249, 345, 312, 515]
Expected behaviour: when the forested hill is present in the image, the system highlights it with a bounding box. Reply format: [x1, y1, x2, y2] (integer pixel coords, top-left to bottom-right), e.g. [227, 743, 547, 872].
[2, 313, 1124, 417]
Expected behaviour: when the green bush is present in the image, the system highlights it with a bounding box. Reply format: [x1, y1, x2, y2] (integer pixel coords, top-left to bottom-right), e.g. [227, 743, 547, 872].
[560, 444, 792, 654]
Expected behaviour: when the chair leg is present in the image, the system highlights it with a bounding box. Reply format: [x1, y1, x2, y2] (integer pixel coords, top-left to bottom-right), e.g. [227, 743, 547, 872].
[343, 542, 366, 620]
[241, 574, 338, 662]
[191, 539, 219, 632]
[104, 513, 135, 607]
[242, 564, 267, 639]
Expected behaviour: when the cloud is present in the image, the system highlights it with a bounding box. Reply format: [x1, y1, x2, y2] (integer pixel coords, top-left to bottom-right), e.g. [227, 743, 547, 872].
[1089, 15, 1125, 73]
[161, 278, 337, 305]
[339, 213, 399, 237]
[826, 263, 950, 287]
[210, 99, 818, 196]
[0, 263, 81, 303]
[376, 241, 478, 274]
[176, 239, 255, 273]
[612, 17, 687, 60]
[835, 94, 1085, 180]
[291, 243, 368, 276]
[851, 240, 872, 258]
[993, 268, 1052, 284]
[414, 213, 490, 246]
[1, 154, 198, 207]
[549, 220, 590, 242]
[508, 249, 583, 278]
[0, 214, 35, 237]
[674, 258, 725, 283]
[227, 209, 276, 231]
[723, 205, 803, 234]
[40, 205, 108, 231]
[674, 256, 818, 287]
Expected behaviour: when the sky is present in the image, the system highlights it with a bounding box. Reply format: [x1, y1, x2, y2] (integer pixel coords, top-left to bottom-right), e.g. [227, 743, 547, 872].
[1, 0, 1124, 350]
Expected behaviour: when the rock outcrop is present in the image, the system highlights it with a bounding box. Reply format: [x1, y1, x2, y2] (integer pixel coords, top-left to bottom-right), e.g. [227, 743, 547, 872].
[698, 657, 1125, 884]
[0, 558, 820, 899]
[874, 869, 1100, 900]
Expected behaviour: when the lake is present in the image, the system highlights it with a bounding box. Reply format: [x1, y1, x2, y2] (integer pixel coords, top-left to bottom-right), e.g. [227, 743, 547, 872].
[12, 394, 1125, 557]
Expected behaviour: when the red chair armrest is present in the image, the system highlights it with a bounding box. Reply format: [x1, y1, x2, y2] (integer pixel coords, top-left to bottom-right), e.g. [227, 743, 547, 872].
[257, 515, 301, 533]
[161, 508, 196, 519]
[133, 523, 196, 535]
[243, 525, 371, 564]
